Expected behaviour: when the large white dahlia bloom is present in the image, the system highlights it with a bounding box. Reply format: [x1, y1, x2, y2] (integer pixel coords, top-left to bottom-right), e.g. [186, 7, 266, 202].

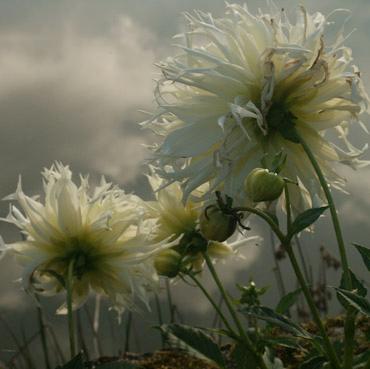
[1, 163, 174, 313]
[144, 3, 369, 213]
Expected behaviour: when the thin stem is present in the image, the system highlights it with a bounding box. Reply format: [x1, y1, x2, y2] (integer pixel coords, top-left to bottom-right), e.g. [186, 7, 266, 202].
[286, 247, 341, 369]
[284, 182, 292, 235]
[77, 310, 89, 360]
[165, 279, 175, 324]
[297, 132, 351, 288]
[233, 206, 285, 241]
[187, 273, 238, 338]
[269, 229, 286, 299]
[35, 298, 51, 369]
[154, 293, 165, 348]
[295, 235, 312, 285]
[202, 252, 268, 369]
[124, 311, 132, 353]
[284, 184, 341, 369]
[66, 259, 76, 359]
[297, 131, 355, 369]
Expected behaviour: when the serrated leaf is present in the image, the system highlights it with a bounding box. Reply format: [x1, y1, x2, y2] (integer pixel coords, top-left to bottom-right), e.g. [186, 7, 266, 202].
[96, 362, 140, 369]
[335, 289, 370, 317]
[353, 243, 370, 271]
[159, 324, 226, 368]
[57, 353, 84, 369]
[288, 207, 328, 239]
[276, 288, 302, 314]
[240, 305, 311, 339]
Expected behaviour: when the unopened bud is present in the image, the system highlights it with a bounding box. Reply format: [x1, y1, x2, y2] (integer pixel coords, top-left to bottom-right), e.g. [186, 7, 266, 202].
[245, 168, 284, 202]
[199, 206, 237, 242]
[154, 249, 182, 278]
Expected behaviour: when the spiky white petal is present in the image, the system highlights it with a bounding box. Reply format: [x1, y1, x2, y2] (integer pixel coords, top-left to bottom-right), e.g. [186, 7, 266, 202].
[2, 163, 174, 314]
[145, 4, 369, 213]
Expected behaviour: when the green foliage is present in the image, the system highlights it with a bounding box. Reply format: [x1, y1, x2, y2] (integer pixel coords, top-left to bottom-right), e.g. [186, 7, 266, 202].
[97, 362, 141, 369]
[353, 350, 370, 368]
[353, 243, 370, 271]
[287, 207, 329, 239]
[237, 281, 269, 306]
[231, 343, 259, 369]
[240, 305, 312, 339]
[275, 288, 302, 314]
[335, 289, 370, 317]
[337, 269, 367, 309]
[56, 353, 84, 369]
[159, 324, 226, 368]
[56, 353, 141, 369]
[299, 355, 326, 369]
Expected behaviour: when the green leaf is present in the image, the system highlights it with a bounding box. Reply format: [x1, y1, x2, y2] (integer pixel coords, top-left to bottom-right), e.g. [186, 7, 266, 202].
[271, 151, 287, 174]
[335, 288, 370, 316]
[276, 288, 302, 314]
[159, 324, 226, 368]
[337, 269, 367, 309]
[231, 343, 259, 369]
[56, 353, 84, 369]
[96, 362, 140, 369]
[288, 207, 328, 238]
[299, 356, 326, 369]
[240, 305, 311, 339]
[353, 350, 370, 368]
[261, 337, 302, 350]
[340, 269, 367, 296]
[353, 243, 370, 271]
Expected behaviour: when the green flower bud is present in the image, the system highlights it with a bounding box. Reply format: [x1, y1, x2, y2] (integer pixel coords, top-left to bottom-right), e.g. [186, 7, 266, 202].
[154, 249, 182, 278]
[199, 206, 237, 242]
[245, 168, 284, 202]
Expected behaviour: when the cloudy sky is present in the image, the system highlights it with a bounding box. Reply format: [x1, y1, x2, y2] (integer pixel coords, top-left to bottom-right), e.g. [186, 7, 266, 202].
[0, 0, 370, 362]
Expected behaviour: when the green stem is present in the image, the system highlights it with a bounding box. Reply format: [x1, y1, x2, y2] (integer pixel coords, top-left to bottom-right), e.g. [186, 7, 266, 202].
[36, 298, 51, 369]
[124, 311, 132, 353]
[66, 259, 76, 359]
[297, 132, 351, 288]
[187, 273, 238, 339]
[286, 247, 341, 369]
[284, 183, 341, 369]
[154, 294, 165, 348]
[202, 252, 268, 369]
[297, 131, 354, 369]
[233, 206, 285, 241]
[165, 279, 175, 324]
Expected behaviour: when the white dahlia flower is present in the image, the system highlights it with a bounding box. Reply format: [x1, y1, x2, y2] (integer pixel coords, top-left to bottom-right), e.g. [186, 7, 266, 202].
[2, 163, 174, 313]
[144, 174, 259, 271]
[144, 3, 369, 213]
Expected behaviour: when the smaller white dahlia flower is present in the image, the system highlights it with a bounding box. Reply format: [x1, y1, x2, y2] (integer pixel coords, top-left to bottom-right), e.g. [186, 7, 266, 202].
[1, 163, 173, 313]
[144, 173, 259, 272]
[144, 3, 369, 213]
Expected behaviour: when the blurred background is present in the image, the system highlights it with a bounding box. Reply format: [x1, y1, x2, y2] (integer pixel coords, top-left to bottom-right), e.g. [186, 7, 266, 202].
[0, 0, 369, 367]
